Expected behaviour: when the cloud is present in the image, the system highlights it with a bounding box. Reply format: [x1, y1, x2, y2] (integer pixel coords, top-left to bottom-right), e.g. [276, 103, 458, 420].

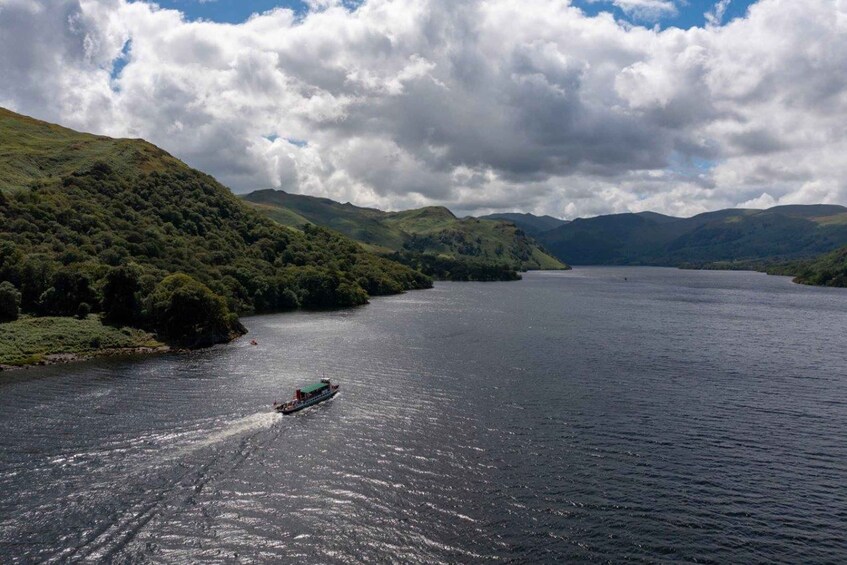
[584, 0, 678, 21]
[610, 0, 678, 20]
[0, 0, 846, 219]
[705, 0, 732, 26]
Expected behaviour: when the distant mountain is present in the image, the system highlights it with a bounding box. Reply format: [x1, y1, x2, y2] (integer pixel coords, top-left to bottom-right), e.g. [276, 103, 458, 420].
[536, 205, 847, 266]
[0, 108, 430, 359]
[479, 212, 569, 237]
[243, 189, 568, 278]
[633, 211, 679, 224]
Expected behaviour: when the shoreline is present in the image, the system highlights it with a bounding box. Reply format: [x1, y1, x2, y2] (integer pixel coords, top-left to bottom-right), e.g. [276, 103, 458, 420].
[0, 315, 170, 372]
[1, 288, 411, 372]
[0, 345, 172, 372]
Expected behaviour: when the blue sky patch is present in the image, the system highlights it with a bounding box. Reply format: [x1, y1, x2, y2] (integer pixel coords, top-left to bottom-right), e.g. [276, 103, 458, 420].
[150, 0, 308, 23]
[668, 151, 718, 180]
[574, 0, 757, 29]
[264, 134, 308, 147]
[286, 137, 308, 148]
[109, 39, 133, 90]
[149, 1, 758, 28]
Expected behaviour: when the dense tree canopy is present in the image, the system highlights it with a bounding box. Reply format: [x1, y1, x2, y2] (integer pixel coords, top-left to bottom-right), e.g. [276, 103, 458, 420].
[148, 273, 242, 346]
[388, 252, 521, 282]
[0, 126, 431, 345]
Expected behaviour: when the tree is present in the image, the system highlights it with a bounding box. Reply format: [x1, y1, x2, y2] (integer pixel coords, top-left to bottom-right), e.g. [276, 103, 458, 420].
[149, 273, 245, 346]
[0, 241, 23, 283]
[0, 281, 21, 322]
[76, 302, 91, 320]
[18, 255, 57, 310]
[335, 281, 369, 306]
[294, 266, 369, 309]
[102, 263, 143, 323]
[38, 266, 98, 316]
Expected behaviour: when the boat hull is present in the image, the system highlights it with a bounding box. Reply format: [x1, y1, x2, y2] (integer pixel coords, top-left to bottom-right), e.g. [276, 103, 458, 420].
[275, 386, 339, 414]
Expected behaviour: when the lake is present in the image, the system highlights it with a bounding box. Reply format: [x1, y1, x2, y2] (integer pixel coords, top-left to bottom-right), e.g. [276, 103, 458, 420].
[1, 267, 846, 562]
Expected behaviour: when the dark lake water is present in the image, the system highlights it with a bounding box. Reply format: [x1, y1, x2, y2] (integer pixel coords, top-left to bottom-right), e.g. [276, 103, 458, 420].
[2, 267, 847, 563]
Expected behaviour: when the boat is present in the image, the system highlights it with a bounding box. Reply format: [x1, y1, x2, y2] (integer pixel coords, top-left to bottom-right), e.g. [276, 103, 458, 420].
[273, 379, 339, 414]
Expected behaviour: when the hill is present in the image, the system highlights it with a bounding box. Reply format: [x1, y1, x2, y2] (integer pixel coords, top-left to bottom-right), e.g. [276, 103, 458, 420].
[479, 212, 569, 236]
[243, 190, 568, 280]
[244, 189, 406, 250]
[536, 205, 847, 266]
[0, 108, 431, 360]
[0, 108, 184, 193]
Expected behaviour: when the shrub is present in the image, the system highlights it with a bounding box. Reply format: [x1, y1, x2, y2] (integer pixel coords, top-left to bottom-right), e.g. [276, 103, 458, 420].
[76, 302, 91, 320]
[0, 281, 21, 322]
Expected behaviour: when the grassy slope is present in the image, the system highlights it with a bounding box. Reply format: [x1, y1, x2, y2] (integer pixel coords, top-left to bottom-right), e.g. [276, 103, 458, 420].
[247, 202, 312, 229]
[480, 212, 569, 236]
[0, 108, 179, 192]
[242, 190, 568, 271]
[538, 205, 847, 266]
[0, 316, 162, 366]
[243, 189, 405, 249]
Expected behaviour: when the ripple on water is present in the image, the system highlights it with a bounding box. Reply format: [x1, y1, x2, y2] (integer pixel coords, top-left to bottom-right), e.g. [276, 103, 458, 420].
[1, 268, 847, 562]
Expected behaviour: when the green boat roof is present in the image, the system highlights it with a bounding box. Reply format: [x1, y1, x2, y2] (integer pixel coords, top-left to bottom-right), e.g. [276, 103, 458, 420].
[300, 382, 329, 394]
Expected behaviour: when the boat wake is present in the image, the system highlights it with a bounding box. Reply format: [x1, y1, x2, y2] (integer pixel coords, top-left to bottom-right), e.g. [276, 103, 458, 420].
[46, 411, 283, 562]
[165, 411, 282, 460]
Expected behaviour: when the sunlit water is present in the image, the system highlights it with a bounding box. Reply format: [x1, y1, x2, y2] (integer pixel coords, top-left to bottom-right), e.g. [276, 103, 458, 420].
[1, 268, 846, 562]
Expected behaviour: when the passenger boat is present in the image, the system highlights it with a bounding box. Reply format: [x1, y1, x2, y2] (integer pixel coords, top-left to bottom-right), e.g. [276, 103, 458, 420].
[273, 379, 339, 414]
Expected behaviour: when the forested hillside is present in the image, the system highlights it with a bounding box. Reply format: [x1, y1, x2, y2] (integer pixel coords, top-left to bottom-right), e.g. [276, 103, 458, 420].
[243, 189, 567, 281]
[0, 108, 431, 352]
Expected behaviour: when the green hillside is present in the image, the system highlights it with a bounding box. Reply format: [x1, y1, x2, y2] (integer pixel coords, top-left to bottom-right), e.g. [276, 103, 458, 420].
[243, 190, 568, 279]
[0, 108, 431, 360]
[480, 212, 569, 236]
[537, 205, 847, 266]
[793, 246, 847, 287]
[244, 189, 405, 250]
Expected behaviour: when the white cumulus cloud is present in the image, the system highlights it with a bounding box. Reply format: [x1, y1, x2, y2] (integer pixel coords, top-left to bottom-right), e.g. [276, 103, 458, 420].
[611, 0, 678, 20]
[0, 0, 846, 218]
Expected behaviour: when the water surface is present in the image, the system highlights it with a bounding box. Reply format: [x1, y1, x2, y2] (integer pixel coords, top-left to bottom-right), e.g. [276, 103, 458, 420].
[1, 268, 846, 562]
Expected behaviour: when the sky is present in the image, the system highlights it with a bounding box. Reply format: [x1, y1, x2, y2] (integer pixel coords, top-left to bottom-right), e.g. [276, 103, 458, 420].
[146, 0, 758, 29]
[0, 0, 845, 219]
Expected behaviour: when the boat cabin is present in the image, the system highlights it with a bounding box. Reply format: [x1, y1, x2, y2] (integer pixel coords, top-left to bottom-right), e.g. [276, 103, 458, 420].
[295, 380, 331, 401]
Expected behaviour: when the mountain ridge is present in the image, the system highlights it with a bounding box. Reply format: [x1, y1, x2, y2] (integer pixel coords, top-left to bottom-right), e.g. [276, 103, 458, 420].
[534, 205, 847, 266]
[242, 189, 568, 278]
